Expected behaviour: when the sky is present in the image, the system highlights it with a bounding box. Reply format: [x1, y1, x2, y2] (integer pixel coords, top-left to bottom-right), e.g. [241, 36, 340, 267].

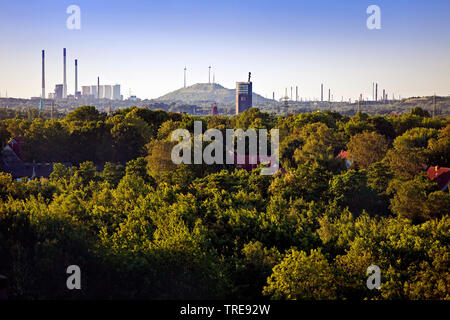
[0, 0, 449, 101]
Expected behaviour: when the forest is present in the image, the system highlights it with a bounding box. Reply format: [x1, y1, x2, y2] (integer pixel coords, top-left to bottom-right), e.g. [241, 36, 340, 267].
[0, 105, 448, 299]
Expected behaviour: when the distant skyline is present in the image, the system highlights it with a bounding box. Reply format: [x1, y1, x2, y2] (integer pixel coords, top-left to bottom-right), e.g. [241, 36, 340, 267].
[1, 0, 449, 101]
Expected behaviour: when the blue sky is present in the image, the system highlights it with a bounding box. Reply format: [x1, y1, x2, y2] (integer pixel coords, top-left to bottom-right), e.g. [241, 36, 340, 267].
[0, 0, 449, 100]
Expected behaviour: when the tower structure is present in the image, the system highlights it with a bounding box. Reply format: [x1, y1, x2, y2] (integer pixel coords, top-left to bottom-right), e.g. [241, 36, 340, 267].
[63, 48, 67, 99]
[372, 82, 375, 101]
[75, 59, 78, 97]
[208, 66, 211, 84]
[375, 83, 378, 101]
[41, 50, 45, 99]
[321, 84, 323, 102]
[235, 72, 252, 115]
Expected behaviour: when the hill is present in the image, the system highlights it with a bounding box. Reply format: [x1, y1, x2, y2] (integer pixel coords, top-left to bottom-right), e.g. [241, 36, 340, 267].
[156, 83, 273, 105]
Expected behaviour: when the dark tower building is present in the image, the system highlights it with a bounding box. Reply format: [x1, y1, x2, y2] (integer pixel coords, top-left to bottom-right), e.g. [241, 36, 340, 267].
[235, 72, 252, 115]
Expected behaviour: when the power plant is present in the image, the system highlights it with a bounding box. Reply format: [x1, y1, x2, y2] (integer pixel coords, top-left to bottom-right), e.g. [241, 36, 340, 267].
[39, 48, 122, 101]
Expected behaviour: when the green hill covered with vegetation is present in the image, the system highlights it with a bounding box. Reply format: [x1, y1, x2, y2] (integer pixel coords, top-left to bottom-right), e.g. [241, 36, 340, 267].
[157, 82, 273, 105]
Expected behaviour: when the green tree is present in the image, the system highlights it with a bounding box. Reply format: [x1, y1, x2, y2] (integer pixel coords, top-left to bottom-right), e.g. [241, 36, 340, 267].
[0, 122, 10, 148]
[347, 131, 389, 169]
[49, 163, 70, 182]
[126, 157, 153, 183]
[102, 162, 125, 186]
[66, 106, 106, 122]
[389, 174, 450, 222]
[329, 170, 379, 216]
[263, 249, 337, 300]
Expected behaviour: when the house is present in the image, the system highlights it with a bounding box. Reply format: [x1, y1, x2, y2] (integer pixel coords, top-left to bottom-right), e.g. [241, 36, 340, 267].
[426, 165, 450, 191]
[0, 137, 71, 179]
[336, 150, 354, 169]
[234, 154, 286, 174]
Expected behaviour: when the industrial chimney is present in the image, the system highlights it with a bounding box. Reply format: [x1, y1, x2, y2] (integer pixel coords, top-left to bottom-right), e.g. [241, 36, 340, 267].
[375, 83, 378, 101]
[321, 84, 323, 102]
[372, 83, 375, 101]
[41, 50, 45, 99]
[63, 48, 67, 99]
[75, 59, 78, 97]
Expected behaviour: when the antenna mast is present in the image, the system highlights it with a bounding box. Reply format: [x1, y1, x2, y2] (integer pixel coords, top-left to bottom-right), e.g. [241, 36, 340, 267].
[208, 66, 211, 84]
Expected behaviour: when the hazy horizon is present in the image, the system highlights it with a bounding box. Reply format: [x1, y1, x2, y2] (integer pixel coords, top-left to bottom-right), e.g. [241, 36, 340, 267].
[1, 0, 449, 101]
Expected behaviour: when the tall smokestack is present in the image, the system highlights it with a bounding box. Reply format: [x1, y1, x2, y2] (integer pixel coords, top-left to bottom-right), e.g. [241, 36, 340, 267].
[97, 77, 100, 100]
[41, 50, 45, 99]
[321, 84, 323, 102]
[63, 48, 67, 99]
[328, 89, 331, 102]
[372, 82, 375, 101]
[296, 86, 298, 101]
[75, 59, 78, 97]
[375, 83, 378, 101]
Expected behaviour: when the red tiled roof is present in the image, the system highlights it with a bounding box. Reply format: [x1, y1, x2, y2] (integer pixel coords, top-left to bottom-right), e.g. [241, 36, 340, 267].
[234, 154, 285, 174]
[426, 166, 450, 191]
[337, 150, 348, 160]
